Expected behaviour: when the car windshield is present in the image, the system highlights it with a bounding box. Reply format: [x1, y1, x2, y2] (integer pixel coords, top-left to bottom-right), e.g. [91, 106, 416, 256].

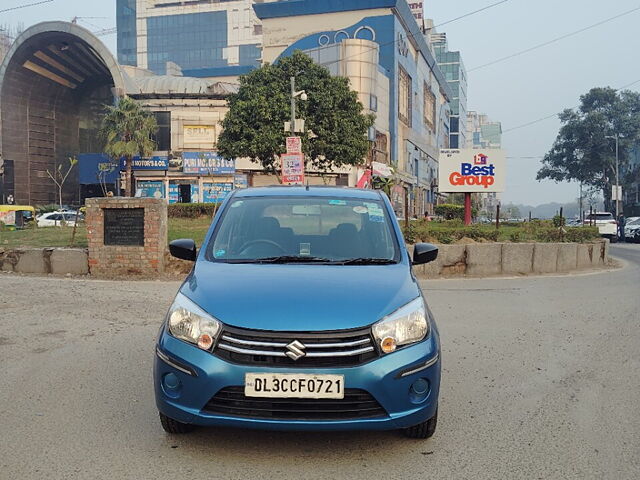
[627, 218, 640, 226]
[207, 196, 399, 264]
[587, 213, 614, 220]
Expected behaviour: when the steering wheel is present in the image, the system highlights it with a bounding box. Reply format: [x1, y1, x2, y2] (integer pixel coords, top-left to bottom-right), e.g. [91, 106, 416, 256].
[238, 239, 286, 254]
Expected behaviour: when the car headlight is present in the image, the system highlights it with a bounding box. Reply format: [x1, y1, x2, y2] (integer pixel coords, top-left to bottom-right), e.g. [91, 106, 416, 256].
[372, 297, 429, 354]
[166, 293, 221, 351]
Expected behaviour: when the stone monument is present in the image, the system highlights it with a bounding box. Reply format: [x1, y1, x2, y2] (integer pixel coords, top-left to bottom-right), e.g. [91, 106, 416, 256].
[86, 198, 167, 277]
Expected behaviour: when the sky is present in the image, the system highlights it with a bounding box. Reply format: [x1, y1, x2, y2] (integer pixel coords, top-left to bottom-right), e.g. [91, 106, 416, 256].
[2, 0, 640, 206]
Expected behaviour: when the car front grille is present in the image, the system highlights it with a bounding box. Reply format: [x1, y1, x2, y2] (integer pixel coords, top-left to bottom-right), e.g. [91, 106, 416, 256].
[203, 387, 387, 420]
[214, 326, 379, 367]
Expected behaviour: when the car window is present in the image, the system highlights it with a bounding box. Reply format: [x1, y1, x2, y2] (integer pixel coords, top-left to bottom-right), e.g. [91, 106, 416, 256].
[208, 196, 399, 263]
[587, 213, 613, 220]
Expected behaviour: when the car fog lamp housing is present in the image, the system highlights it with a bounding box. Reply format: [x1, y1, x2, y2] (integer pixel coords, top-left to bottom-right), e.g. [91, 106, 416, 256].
[372, 297, 428, 354]
[167, 293, 221, 351]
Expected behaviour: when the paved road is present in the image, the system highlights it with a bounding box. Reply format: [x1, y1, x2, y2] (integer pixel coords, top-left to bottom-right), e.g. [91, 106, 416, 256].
[1, 245, 639, 479]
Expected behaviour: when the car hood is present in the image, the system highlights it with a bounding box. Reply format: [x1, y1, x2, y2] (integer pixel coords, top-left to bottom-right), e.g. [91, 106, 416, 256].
[180, 262, 421, 331]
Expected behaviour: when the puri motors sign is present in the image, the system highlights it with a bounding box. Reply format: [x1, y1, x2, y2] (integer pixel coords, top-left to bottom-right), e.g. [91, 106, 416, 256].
[438, 149, 506, 193]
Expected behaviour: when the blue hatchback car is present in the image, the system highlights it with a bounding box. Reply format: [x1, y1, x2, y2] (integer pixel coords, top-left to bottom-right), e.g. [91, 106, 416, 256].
[155, 186, 441, 439]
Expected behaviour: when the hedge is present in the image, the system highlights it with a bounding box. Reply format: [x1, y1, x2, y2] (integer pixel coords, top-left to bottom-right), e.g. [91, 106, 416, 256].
[168, 203, 222, 218]
[434, 203, 478, 220]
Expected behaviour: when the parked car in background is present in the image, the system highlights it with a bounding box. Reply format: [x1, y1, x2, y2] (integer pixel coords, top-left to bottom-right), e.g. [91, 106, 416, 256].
[624, 217, 640, 243]
[155, 186, 442, 439]
[583, 212, 617, 242]
[36, 211, 84, 227]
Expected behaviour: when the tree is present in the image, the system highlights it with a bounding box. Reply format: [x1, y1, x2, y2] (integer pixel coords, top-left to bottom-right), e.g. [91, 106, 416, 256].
[537, 87, 640, 212]
[47, 156, 77, 209]
[217, 51, 375, 177]
[100, 97, 158, 197]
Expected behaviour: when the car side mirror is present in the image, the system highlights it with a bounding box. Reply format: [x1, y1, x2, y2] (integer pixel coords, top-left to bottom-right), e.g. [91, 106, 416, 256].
[413, 243, 438, 265]
[169, 239, 197, 262]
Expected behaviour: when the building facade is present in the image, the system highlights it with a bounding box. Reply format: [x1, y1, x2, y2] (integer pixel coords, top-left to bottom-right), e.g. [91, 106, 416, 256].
[429, 30, 467, 149]
[116, 0, 263, 77]
[466, 111, 502, 215]
[254, 0, 453, 217]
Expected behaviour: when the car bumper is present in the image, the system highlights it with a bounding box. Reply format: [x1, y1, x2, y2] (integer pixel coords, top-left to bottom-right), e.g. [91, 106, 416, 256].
[154, 327, 441, 431]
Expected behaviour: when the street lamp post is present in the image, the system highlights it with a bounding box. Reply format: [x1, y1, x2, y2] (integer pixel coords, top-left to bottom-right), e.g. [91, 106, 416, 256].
[605, 134, 620, 218]
[290, 76, 307, 134]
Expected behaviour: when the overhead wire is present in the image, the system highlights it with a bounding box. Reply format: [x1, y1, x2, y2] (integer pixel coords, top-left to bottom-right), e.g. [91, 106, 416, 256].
[0, 0, 54, 14]
[428, 0, 512, 30]
[468, 5, 640, 72]
[317, 0, 513, 69]
[503, 78, 640, 134]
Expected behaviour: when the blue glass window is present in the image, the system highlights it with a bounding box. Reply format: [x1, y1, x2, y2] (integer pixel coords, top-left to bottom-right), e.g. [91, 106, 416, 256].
[146, 11, 229, 75]
[117, 0, 137, 66]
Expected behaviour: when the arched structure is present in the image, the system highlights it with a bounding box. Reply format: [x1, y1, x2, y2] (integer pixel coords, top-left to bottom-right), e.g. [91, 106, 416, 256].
[0, 22, 132, 205]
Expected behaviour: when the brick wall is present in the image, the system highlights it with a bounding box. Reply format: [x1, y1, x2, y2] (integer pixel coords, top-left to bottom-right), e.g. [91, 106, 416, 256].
[86, 198, 168, 277]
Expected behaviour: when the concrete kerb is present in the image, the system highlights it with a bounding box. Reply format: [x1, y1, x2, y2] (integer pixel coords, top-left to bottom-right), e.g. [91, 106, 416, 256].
[557, 243, 578, 272]
[501, 243, 534, 275]
[1, 248, 89, 276]
[14, 249, 47, 274]
[50, 249, 89, 275]
[466, 243, 502, 276]
[533, 243, 559, 274]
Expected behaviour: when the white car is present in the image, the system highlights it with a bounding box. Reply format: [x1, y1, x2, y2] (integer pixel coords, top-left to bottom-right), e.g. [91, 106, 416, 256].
[37, 211, 84, 227]
[583, 212, 617, 242]
[624, 217, 640, 242]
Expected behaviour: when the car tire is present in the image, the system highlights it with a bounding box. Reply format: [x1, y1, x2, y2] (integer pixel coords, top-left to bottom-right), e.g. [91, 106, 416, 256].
[403, 409, 438, 439]
[159, 412, 195, 434]
[608, 235, 618, 243]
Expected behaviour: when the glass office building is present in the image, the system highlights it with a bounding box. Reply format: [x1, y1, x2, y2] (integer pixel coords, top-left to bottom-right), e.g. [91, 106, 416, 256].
[430, 32, 467, 149]
[116, 0, 262, 76]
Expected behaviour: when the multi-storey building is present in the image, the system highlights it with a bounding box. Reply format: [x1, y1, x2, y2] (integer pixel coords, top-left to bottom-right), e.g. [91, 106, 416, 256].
[468, 111, 502, 149]
[254, 0, 453, 217]
[467, 111, 502, 215]
[116, 0, 263, 77]
[429, 29, 467, 149]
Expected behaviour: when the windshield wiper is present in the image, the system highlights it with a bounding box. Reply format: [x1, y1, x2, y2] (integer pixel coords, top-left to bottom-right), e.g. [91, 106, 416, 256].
[332, 258, 397, 265]
[226, 256, 334, 264]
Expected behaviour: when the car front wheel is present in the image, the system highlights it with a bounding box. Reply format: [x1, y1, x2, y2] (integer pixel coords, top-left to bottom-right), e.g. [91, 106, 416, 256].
[403, 409, 438, 439]
[159, 412, 195, 434]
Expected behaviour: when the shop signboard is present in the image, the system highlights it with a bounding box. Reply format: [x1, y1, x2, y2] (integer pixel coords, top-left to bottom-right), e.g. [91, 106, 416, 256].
[191, 184, 201, 203]
[233, 174, 249, 189]
[184, 125, 216, 147]
[281, 153, 305, 185]
[203, 183, 233, 203]
[136, 181, 165, 199]
[78, 153, 120, 185]
[168, 184, 180, 204]
[438, 149, 506, 193]
[286, 136, 302, 154]
[183, 152, 235, 175]
[119, 155, 169, 171]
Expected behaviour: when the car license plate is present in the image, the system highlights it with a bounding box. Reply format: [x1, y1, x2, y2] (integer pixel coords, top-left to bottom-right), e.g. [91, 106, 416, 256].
[245, 373, 344, 399]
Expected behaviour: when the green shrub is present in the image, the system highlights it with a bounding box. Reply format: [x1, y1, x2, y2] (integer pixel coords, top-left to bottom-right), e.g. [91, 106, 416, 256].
[509, 231, 521, 242]
[168, 203, 221, 218]
[552, 215, 566, 227]
[565, 226, 600, 243]
[435, 204, 465, 220]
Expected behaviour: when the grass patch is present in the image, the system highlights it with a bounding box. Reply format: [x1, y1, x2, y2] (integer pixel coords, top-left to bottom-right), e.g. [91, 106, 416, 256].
[168, 216, 212, 245]
[0, 225, 88, 248]
[1, 216, 215, 249]
[402, 219, 601, 244]
[1, 216, 600, 249]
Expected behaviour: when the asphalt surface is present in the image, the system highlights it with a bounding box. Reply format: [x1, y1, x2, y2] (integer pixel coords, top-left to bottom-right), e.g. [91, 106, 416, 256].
[1, 244, 639, 479]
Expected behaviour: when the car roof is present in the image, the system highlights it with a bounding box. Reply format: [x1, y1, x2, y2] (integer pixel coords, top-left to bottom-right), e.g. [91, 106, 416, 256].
[232, 186, 383, 200]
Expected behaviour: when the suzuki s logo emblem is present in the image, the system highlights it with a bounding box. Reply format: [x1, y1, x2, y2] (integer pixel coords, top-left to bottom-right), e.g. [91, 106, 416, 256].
[286, 340, 306, 360]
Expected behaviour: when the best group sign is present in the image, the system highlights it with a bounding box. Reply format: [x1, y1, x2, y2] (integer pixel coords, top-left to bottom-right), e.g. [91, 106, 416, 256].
[438, 149, 506, 193]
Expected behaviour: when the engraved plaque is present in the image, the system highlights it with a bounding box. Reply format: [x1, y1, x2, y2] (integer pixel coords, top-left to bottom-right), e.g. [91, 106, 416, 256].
[104, 208, 145, 246]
